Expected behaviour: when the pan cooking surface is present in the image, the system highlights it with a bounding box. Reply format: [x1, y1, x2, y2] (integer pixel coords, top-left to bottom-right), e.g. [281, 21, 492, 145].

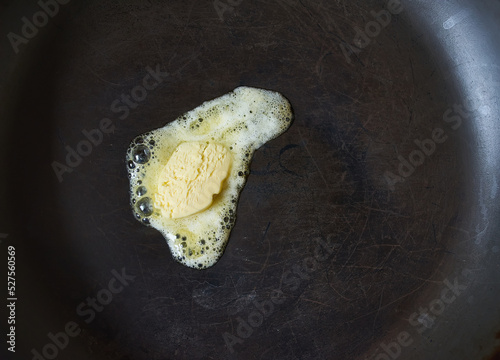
[1, 0, 499, 359]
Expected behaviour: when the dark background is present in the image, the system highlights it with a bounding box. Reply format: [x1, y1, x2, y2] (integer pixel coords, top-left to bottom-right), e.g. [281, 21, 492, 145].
[1, 0, 499, 359]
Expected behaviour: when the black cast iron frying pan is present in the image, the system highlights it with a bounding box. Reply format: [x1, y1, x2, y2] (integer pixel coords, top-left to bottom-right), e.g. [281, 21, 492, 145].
[1, 0, 500, 359]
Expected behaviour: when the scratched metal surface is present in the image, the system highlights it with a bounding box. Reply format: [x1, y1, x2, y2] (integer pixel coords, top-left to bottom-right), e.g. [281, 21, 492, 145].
[1, 0, 500, 359]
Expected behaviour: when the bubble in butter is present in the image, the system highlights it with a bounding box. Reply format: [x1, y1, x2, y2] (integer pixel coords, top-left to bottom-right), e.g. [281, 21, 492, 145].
[126, 86, 293, 269]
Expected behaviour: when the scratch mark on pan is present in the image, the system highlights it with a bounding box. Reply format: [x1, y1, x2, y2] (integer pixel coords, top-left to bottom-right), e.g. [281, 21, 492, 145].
[443, 9, 470, 30]
[348, 266, 442, 324]
[297, 127, 329, 190]
[240, 231, 272, 275]
[262, 222, 271, 243]
[351, 203, 410, 217]
[302, 298, 334, 308]
[338, 207, 371, 275]
[372, 286, 384, 332]
[134, 247, 151, 297]
[85, 64, 122, 86]
[328, 283, 353, 302]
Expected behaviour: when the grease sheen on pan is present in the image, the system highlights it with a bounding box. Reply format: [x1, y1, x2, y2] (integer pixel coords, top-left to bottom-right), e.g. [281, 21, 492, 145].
[126, 87, 293, 269]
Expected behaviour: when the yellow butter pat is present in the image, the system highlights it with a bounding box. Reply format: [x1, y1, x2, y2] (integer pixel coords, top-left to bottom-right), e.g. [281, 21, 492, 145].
[155, 141, 231, 219]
